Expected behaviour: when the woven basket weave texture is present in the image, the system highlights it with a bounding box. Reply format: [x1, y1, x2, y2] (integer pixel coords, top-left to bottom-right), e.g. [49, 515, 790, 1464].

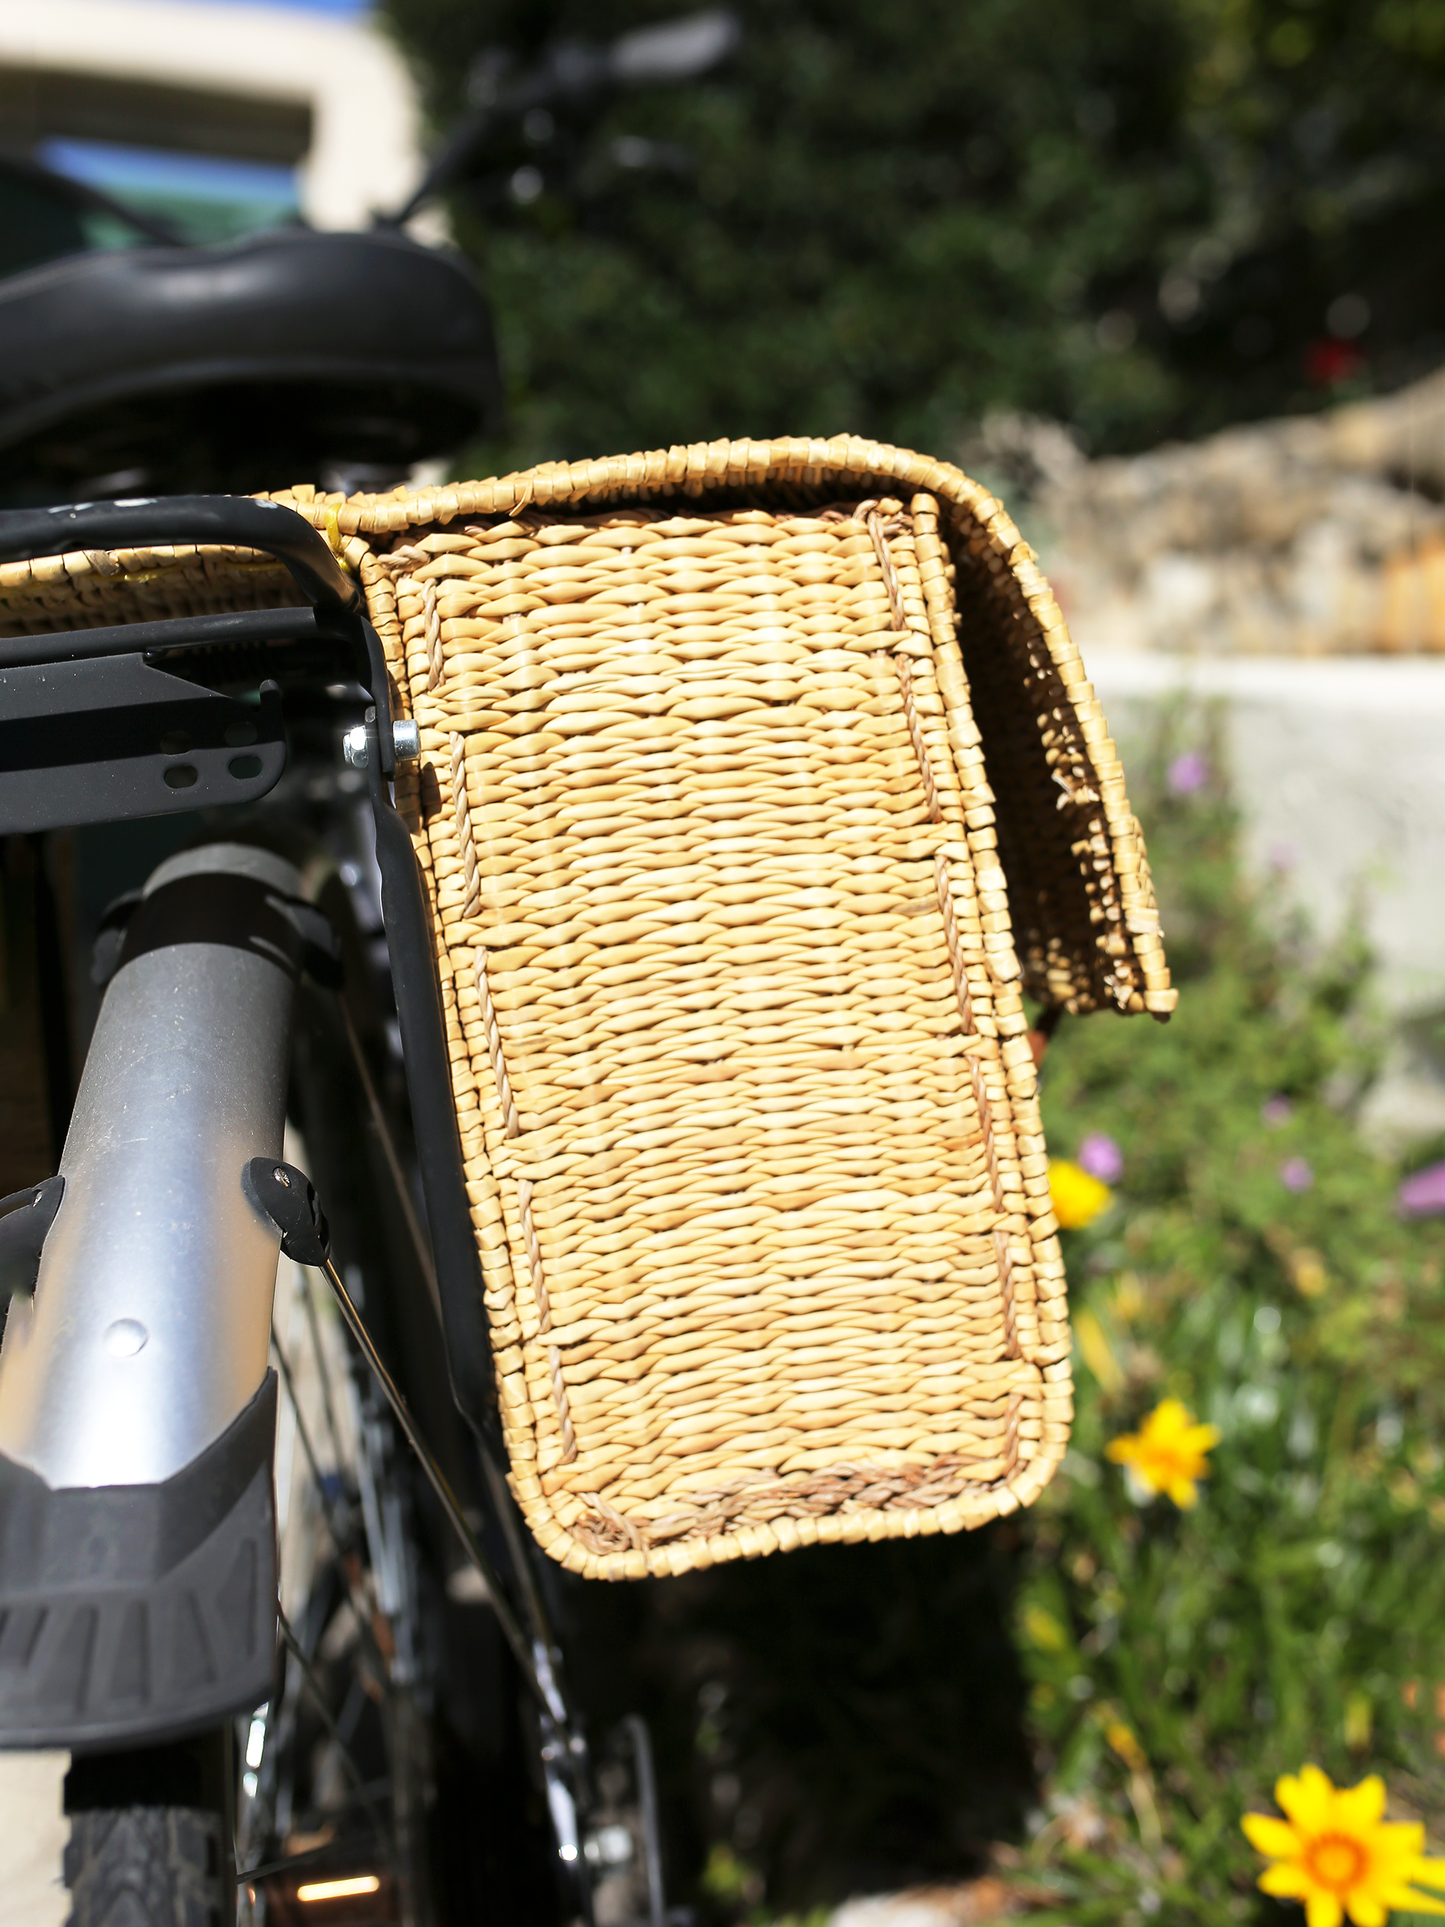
[0, 436, 1174, 1582]
[324, 438, 1173, 1580]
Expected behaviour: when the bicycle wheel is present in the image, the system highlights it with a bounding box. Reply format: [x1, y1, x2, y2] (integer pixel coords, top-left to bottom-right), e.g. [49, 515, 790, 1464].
[63, 1729, 234, 1927]
[55, 1235, 435, 1927]
[43, 838, 567, 1927]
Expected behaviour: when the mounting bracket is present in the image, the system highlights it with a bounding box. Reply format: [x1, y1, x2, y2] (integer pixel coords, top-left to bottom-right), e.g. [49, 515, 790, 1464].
[0, 659, 286, 833]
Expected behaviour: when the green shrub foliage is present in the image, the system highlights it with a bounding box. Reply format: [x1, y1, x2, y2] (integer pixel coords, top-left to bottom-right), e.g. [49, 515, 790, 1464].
[1015, 718, 1445, 1924]
[383, 0, 1445, 469]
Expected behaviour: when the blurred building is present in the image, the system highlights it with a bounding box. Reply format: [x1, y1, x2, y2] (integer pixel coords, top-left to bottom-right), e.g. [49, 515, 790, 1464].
[0, 0, 428, 237]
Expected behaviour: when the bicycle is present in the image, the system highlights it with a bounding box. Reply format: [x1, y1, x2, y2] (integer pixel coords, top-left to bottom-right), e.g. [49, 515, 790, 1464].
[0, 9, 738, 506]
[0, 495, 667, 1927]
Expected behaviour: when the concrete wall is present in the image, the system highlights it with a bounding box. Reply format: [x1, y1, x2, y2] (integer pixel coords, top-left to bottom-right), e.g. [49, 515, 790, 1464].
[968, 379, 1445, 1148]
[1088, 651, 1445, 1148]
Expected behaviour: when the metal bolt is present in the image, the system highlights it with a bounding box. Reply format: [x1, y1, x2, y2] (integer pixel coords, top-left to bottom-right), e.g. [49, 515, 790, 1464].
[273, 1167, 290, 1187]
[344, 720, 419, 766]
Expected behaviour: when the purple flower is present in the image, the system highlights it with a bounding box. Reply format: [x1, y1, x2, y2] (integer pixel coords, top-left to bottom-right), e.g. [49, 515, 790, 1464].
[1078, 1132, 1124, 1184]
[1398, 1160, 1445, 1218]
[1167, 750, 1209, 796]
[1279, 1157, 1314, 1193]
[1261, 1096, 1293, 1129]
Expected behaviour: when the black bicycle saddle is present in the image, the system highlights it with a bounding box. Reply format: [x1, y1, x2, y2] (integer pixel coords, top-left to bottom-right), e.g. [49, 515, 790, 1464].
[0, 221, 502, 503]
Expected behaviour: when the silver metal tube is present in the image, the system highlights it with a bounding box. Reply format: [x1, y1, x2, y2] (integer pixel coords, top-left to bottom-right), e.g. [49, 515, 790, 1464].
[0, 844, 299, 1488]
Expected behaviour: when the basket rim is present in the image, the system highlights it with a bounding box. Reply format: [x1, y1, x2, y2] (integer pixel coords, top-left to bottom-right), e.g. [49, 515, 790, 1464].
[274, 431, 1175, 1023]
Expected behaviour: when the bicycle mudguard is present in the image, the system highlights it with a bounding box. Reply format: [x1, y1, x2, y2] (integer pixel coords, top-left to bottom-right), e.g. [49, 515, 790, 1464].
[0, 1374, 277, 1751]
[0, 844, 308, 1747]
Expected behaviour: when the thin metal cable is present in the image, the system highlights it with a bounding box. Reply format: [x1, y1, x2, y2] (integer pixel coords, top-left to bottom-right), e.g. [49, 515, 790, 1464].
[316, 1252, 546, 1709]
[336, 1009, 573, 1711]
[340, 1001, 443, 1329]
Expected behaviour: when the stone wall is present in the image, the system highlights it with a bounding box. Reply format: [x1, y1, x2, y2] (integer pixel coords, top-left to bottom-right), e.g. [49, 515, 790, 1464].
[967, 369, 1445, 660]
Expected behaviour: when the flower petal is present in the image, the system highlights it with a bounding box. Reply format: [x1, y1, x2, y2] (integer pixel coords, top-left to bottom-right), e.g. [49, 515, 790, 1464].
[1182, 1424, 1222, 1453]
[1413, 1858, 1445, 1893]
[1168, 1476, 1200, 1509]
[1387, 1891, 1445, 1918]
[1305, 1892, 1344, 1927]
[1360, 1831, 1426, 1897]
[1367, 1819, 1426, 1869]
[1278, 1765, 1334, 1832]
[1332, 1776, 1386, 1830]
[1243, 1815, 1302, 1859]
[1105, 1439, 1138, 1464]
[1259, 1864, 1312, 1899]
[1344, 1895, 1386, 1927]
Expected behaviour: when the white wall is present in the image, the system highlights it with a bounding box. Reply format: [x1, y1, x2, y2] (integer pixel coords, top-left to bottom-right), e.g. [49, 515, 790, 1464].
[0, 0, 429, 231]
[1089, 652, 1445, 1146]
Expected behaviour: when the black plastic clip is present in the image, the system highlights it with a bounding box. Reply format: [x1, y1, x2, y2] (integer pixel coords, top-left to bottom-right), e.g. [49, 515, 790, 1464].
[0, 1176, 65, 1305]
[90, 891, 144, 988]
[243, 1159, 330, 1267]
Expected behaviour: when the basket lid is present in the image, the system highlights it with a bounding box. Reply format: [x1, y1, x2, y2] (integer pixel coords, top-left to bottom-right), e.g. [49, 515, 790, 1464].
[282, 435, 1175, 1021]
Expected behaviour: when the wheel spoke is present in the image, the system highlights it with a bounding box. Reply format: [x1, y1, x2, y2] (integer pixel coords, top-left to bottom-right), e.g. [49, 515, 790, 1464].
[277, 1609, 397, 1869]
[271, 1325, 352, 1552]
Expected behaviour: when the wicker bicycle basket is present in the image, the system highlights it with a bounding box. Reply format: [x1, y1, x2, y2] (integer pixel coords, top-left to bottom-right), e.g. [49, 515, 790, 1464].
[310, 438, 1177, 1579]
[0, 436, 1174, 1582]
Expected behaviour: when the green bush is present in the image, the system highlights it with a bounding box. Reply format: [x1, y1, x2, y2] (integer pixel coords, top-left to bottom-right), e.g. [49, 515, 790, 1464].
[386, 0, 1445, 468]
[1013, 717, 1445, 1924]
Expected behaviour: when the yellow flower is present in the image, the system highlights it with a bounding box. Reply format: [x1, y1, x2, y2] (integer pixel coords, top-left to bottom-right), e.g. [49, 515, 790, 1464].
[1049, 1158, 1113, 1229]
[1104, 1720, 1148, 1775]
[1242, 1764, 1445, 1927]
[1105, 1397, 1220, 1507]
[1022, 1604, 1068, 1654]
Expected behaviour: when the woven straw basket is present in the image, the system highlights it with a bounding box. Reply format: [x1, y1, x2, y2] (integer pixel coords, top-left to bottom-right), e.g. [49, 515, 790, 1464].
[308, 438, 1177, 1579]
[0, 437, 1174, 1582]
